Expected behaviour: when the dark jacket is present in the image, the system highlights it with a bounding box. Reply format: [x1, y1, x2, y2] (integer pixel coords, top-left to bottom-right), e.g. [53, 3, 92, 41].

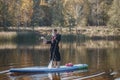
[47, 34, 61, 61]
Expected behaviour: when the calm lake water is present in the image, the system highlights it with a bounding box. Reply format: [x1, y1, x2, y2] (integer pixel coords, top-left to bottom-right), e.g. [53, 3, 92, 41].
[0, 34, 120, 80]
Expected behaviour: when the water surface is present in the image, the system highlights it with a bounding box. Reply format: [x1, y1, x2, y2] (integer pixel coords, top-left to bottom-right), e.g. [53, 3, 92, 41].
[0, 35, 120, 80]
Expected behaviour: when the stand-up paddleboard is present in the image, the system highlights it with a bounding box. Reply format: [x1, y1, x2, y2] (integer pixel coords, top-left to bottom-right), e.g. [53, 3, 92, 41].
[10, 64, 88, 73]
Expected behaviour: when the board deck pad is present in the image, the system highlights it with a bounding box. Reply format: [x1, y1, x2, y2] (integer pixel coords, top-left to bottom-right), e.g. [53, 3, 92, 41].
[10, 64, 88, 73]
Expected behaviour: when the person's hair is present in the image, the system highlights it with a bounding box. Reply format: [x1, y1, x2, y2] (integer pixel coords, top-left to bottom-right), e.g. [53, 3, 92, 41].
[54, 29, 57, 32]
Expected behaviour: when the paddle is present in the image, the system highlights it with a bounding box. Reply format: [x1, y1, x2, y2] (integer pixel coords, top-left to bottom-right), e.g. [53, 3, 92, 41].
[41, 36, 56, 69]
[41, 36, 53, 69]
[48, 41, 57, 69]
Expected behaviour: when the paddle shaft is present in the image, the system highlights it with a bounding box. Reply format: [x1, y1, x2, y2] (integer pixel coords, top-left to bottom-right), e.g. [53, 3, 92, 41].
[41, 36, 57, 64]
[48, 40, 58, 68]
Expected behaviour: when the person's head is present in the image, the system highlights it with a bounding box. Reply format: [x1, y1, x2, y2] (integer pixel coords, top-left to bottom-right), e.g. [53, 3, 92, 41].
[53, 29, 57, 34]
[52, 29, 57, 36]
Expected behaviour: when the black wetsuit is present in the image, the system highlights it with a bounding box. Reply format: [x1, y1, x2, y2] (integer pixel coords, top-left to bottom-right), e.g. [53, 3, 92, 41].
[47, 34, 61, 61]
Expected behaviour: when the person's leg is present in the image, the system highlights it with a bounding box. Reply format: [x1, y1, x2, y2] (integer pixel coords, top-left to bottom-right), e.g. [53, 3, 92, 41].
[53, 61, 60, 68]
[56, 61, 60, 68]
[55, 51, 61, 68]
[53, 61, 57, 68]
[53, 49, 61, 68]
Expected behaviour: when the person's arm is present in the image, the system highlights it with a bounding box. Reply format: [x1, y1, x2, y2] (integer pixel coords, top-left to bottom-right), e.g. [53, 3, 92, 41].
[46, 40, 51, 44]
[41, 36, 51, 44]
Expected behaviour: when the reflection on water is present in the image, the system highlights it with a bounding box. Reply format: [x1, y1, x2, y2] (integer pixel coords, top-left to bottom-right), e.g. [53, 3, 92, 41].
[0, 34, 120, 80]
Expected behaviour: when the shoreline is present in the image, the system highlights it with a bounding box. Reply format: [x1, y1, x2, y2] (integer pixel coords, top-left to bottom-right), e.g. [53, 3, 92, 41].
[0, 27, 120, 41]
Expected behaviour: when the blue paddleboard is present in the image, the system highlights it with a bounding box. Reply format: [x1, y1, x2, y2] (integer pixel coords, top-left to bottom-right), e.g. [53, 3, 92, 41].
[10, 64, 88, 73]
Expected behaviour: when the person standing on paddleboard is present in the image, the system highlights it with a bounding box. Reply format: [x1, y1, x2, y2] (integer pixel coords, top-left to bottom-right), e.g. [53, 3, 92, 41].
[42, 29, 61, 68]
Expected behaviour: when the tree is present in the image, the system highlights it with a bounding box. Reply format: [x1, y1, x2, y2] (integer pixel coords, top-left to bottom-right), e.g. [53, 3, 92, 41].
[62, 0, 90, 27]
[107, 0, 120, 27]
[20, 0, 33, 27]
[48, 0, 64, 27]
[31, 0, 52, 26]
[0, 0, 10, 28]
[87, 0, 113, 26]
[30, 0, 41, 26]
[0, 0, 119, 28]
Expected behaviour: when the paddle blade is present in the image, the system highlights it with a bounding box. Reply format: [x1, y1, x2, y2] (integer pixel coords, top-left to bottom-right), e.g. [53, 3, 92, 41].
[48, 61, 52, 69]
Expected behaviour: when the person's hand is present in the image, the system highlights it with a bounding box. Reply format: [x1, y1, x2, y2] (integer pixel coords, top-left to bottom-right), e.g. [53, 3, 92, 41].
[41, 36, 47, 44]
[41, 36, 45, 39]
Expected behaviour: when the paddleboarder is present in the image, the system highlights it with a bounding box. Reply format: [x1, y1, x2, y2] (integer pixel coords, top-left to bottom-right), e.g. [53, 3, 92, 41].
[42, 29, 61, 68]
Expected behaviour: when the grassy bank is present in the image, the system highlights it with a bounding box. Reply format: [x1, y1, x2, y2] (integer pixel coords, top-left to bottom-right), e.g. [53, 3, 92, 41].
[0, 27, 120, 44]
[7, 26, 120, 36]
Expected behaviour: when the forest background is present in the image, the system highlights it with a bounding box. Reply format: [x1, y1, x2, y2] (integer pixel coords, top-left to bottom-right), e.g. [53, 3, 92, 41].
[0, 0, 120, 30]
